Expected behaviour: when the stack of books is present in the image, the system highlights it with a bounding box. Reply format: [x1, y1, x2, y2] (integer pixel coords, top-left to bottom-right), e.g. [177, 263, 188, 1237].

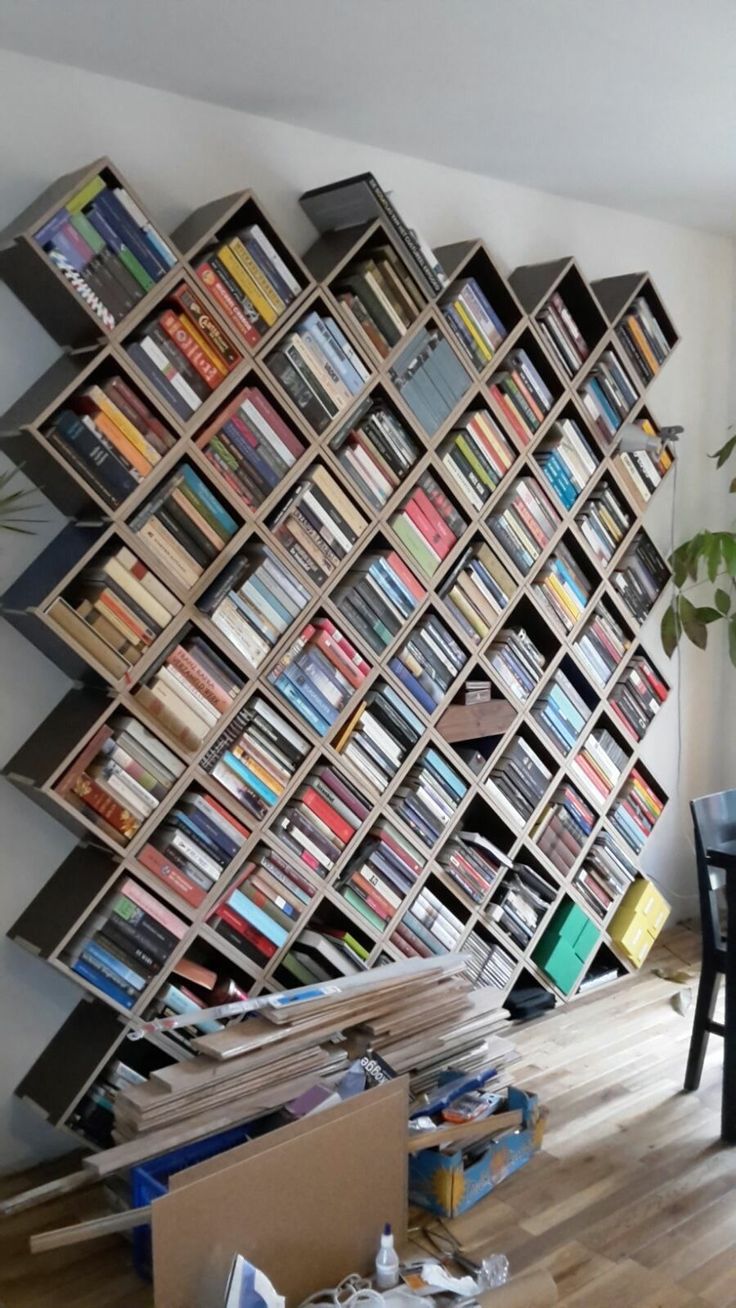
[536, 291, 590, 378]
[210, 852, 313, 968]
[330, 395, 420, 510]
[533, 542, 592, 633]
[616, 296, 671, 386]
[487, 625, 546, 703]
[389, 325, 471, 435]
[393, 883, 465, 957]
[437, 831, 510, 904]
[487, 348, 555, 448]
[439, 277, 507, 371]
[271, 463, 368, 585]
[611, 533, 670, 623]
[609, 768, 664, 853]
[268, 307, 370, 434]
[440, 541, 516, 645]
[54, 716, 185, 846]
[574, 599, 631, 686]
[34, 170, 176, 328]
[341, 823, 424, 934]
[576, 480, 632, 566]
[195, 222, 303, 347]
[197, 385, 306, 511]
[129, 463, 239, 589]
[333, 548, 426, 656]
[578, 348, 639, 444]
[609, 653, 668, 741]
[70, 1056, 148, 1147]
[487, 475, 561, 575]
[45, 376, 176, 509]
[570, 726, 629, 809]
[334, 682, 423, 794]
[391, 471, 467, 579]
[484, 735, 553, 830]
[273, 765, 369, 875]
[200, 544, 310, 670]
[334, 244, 423, 356]
[134, 634, 243, 750]
[127, 283, 240, 421]
[391, 747, 468, 851]
[439, 408, 516, 509]
[201, 695, 310, 821]
[64, 877, 187, 1010]
[534, 417, 598, 509]
[268, 617, 370, 736]
[138, 787, 250, 908]
[390, 612, 468, 714]
[530, 783, 596, 874]
[615, 419, 674, 507]
[464, 929, 516, 989]
[531, 666, 592, 755]
[487, 862, 556, 951]
[280, 927, 369, 984]
[47, 542, 181, 682]
[574, 832, 637, 919]
[144, 970, 248, 1054]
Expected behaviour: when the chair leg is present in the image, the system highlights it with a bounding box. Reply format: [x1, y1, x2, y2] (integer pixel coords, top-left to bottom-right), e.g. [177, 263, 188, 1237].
[684, 963, 720, 1091]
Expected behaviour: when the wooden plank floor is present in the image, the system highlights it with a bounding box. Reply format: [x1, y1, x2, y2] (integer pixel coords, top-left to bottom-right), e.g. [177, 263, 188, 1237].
[1, 927, 734, 1307]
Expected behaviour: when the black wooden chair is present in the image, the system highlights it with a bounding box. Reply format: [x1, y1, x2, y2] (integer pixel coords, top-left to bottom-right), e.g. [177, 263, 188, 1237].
[683, 790, 735, 1090]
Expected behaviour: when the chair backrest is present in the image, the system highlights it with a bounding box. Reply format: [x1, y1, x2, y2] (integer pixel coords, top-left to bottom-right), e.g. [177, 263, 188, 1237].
[690, 790, 736, 954]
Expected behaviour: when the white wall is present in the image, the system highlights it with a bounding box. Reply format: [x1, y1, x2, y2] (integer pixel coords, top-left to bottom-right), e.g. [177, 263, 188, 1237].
[0, 46, 733, 1173]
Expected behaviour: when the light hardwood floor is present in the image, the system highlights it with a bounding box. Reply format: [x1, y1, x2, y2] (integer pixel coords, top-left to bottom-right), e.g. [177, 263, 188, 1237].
[1, 927, 733, 1308]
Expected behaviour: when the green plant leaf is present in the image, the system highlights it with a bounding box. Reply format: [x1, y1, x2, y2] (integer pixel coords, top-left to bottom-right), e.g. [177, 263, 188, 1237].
[711, 433, 736, 468]
[661, 604, 681, 657]
[707, 534, 723, 582]
[722, 536, 736, 577]
[687, 532, 706, 581]
[678, 596, 707, 648]
[715, 587, 731, 615]
[730, 616, 736, 668]
[670, 541, 694, 588]
[696, 606, 722, 624]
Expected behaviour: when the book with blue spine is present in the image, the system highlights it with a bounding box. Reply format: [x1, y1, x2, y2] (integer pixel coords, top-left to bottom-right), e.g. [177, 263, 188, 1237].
[299, 311, 364, 393]
[274, 674, 331, 735]
[388, 657, 436, 714]
[82, 940, 147, 991]
[226, 887, 289, 947]
[182, 804, 240, 862]
[72, 957, 136, 1009]
[281, 661, 340, 725]
[180, 464, 238, 540]
[93, 190, 167, 280]
[223, 750, 280, 806]
[423, 748, 467, 801]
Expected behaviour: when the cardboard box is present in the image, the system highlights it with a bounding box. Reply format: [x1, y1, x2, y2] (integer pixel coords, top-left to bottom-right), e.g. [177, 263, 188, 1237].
[610, 877, 670, 966]
[408, 1088, 545, 1217]
[532, 900, 599, 994]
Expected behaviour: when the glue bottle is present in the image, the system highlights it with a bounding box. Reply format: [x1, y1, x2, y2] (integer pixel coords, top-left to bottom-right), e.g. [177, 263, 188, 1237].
[374, 1223, 400, 1290]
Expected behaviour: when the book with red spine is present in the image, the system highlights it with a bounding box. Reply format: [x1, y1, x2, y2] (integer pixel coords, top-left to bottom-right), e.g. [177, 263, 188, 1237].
[394, 921, 432, 958]
[509, 368, 545, 424]
[70, 774, 139, 841]
[314, 617, 371, 679]
[373, 826, 423, 878]
[511, 495, 548, 551]
[120, 876, 188, 938]
[269, 623, 316, 682]
[314, 764, 371, 820]
[136, 843, 207, 908]
[297, 786, 354, 845]
[104, 377, 174, 453]
[403, 494, 451, 557]
[243, 386, 306, 461]
[171, 284, 240, 370]
[573, 752, 610, 800]
[412, 487, 458, 554]
[634, 658, 668, 701]
[487, 384, 532, 447]
[55, 726, 113, 796]
[160, 309, 222, 388]
[349, 871, 395, 921]
[385, 550, 426, 604]
[201, 793, 251, 842]
[608, 699, 639, 741]
[213, 902, 277, 958]
[196, 261, 261, 348]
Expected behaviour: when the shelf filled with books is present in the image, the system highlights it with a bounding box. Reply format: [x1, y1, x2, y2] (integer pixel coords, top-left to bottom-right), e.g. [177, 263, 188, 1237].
[1, 158, 679, 1138]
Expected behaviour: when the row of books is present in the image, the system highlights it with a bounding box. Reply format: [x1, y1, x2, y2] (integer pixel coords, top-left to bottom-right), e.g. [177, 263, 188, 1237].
[487, 624, 546, 704]
[331, 395, 420, 511]
[486, 862, 556, 952]
[437, 830, 510, 904]
[439, 407, 516, 511]
[146, 964, 248, 1054]
[56, 715, 185, 846]
[574, 599, 631, 686]
[533, 541, 592, 633]
[390, 611, 468, 714]
[529, 783, 596, 875]
[273, 765, 369, 876]
[35, 170, 176, 328]
[198, 384, 306, 511]
[608, 653, 668, 742]
[271, 462, 368, 586]
[531, 665, 592, 756]
[576, 479, 632, 566]
[48, 542, 181, 682]
[134, 633, 243, 750]
[391, 747, 468, 852]
[202, 696, 310, 822]
[138, 786, 250, 908]
[611, 533, 669, 624]
[130, 462, 239, 590]
[45, 376, 175, 509]
[335, 682, 423, 794]
[128, 284, 240, 421]
[393, 883, 465, 958]
[341, 823, 423, 934]
[440, 277, 508, 372]
[609, 768, 664, 854]
[64, 876, 187, 1010]
[615, 422, 674, 508]
[536, 290, 591, 379]
[484, 734, 553, 831]
[334, 244, 424, 357]
[391, 470, 467, 579]
[201, 542, 310, 670]
[570, 726, 629, 809]
[578, 347, 639, 444]
[464, 928, 516, 989]
[534, 415, 598, 509]
[440, 540, 516, 646]
[268, 307, 370, 435]
[616, 296, 671, 387]
[574, 832, 637, 919]
[488, 475, 561, 576]
[487, 348, 555, 448]
[280, 926, 369, 985]
[210, 849, 315, 968]
[196, 222, 303, 347]
[268, 617, 370, 737]
[390, 325, 471, 436]
[333, 548, 425, 657]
